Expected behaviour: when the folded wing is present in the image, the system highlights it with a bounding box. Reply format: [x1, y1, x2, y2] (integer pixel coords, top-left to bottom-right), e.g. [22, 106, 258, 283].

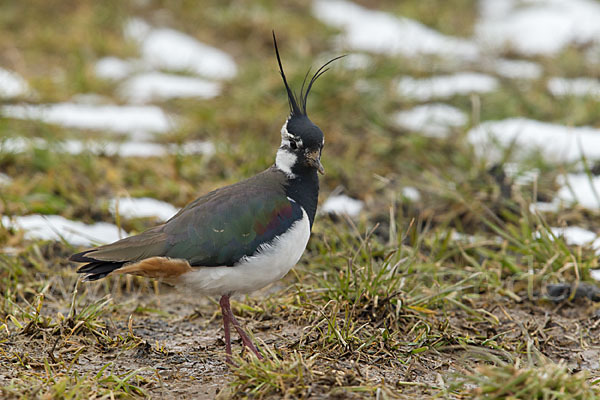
[71, 168, 303, 280]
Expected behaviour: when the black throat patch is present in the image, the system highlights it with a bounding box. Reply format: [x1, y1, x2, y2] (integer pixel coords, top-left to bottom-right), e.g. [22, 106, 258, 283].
[284, 169, 319, 228]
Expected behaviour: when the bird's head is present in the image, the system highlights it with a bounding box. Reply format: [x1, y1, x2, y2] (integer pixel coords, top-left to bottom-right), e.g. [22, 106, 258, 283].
[273, 32, 343, 178]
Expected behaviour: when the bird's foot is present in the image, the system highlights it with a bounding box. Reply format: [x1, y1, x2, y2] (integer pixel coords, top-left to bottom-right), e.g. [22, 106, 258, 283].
[233, 324, 264, 360]
[225, 354, 236, 366]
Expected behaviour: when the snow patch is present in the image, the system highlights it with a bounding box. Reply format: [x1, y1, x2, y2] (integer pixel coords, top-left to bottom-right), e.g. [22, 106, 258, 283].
[0, 103, 172, 135]
[124, 18, 236, 79]
[468, 118, 600, 163]
[64, 140, 215, 157]
[402, 187, 421, 202]
[119, 72, 221, 103]
[177, 141, 216, 156]
[547, 77, 600, 99]
[0, 137, 215, 158]
[0, 137, 28, 153]
[314, 0, 600, 64]
[313, 0, 479, 59]
[1, 215, 128, 246]
[503, 162, 540, 186]
[451, 231, 478, 244]
[0, 68, 28, 98]
[549, 226, 598, 246]
[95, 57, 138, 80]
[397, 73, 498, 101]
[322, 195, 364, 217]
[70, 93, 113, 105]
[476, 0, 600, 56]
[96, 19, 237, 99]
[557, 174, 600, 210]
[392, 103, 467, 137]
[488, 58, 543, 80]
[545, 226, 600, 255]
[109, 197, 179, 221]
[529, 201, 561, 213]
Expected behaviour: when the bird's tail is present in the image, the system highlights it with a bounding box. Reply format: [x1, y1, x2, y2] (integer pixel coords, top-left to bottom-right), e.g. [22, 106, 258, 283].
[69, 225, 171, 281]
[70, 250, 126, 281]
[70, 249, 193, 282]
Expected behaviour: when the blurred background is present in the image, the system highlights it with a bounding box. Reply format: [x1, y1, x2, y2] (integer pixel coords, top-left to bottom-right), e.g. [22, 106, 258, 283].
[3, 0, 600, 397]
[2, 0, 600, 242]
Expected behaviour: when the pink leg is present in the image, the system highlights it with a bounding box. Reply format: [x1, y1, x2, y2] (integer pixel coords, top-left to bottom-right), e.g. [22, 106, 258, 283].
[219, 295, 233, 364]
[219, 294, 263, 360]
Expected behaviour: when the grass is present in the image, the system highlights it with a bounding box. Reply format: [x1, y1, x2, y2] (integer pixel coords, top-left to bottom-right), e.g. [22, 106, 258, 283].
[2, 363, 150, 399]
[229, 350, 396, 399]
[2, 0, 600, 398]
[452, 349, 600, 399]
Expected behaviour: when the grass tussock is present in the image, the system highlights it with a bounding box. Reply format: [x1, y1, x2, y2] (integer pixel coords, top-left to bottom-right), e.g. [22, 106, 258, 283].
[2, 364, 150, 399]
[457, 356, 599, 399]
[229, 350, 392, 399]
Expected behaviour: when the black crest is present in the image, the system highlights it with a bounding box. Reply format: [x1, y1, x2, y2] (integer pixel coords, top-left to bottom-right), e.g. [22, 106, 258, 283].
[272, 32, 345, 117]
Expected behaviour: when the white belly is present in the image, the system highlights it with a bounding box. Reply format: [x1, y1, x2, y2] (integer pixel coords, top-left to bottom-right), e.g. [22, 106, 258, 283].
[177, 208, 311, 295]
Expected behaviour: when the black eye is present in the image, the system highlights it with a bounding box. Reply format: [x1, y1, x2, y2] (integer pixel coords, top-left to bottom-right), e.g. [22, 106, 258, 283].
[289, 140, 297, 150]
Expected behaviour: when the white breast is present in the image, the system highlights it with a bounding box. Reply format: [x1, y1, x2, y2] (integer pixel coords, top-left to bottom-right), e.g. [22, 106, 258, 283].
[177, 208, 311, 295]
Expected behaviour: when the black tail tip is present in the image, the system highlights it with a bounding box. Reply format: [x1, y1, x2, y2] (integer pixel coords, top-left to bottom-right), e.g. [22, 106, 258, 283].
[75, 260, 125, 282]
[81, 273, 109, 282]
[70, 250, 96, 263]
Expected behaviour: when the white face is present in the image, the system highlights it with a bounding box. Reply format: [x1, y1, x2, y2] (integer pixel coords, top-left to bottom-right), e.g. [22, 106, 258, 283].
[279, 119, 303, 149]
[275, 119, 300, 177]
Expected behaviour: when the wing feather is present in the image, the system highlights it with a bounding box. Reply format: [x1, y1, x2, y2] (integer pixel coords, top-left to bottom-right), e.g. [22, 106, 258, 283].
[70, 167, 303, 279]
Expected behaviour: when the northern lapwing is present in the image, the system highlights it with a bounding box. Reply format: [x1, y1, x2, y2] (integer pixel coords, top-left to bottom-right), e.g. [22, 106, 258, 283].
[70, 33, 342, 362]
